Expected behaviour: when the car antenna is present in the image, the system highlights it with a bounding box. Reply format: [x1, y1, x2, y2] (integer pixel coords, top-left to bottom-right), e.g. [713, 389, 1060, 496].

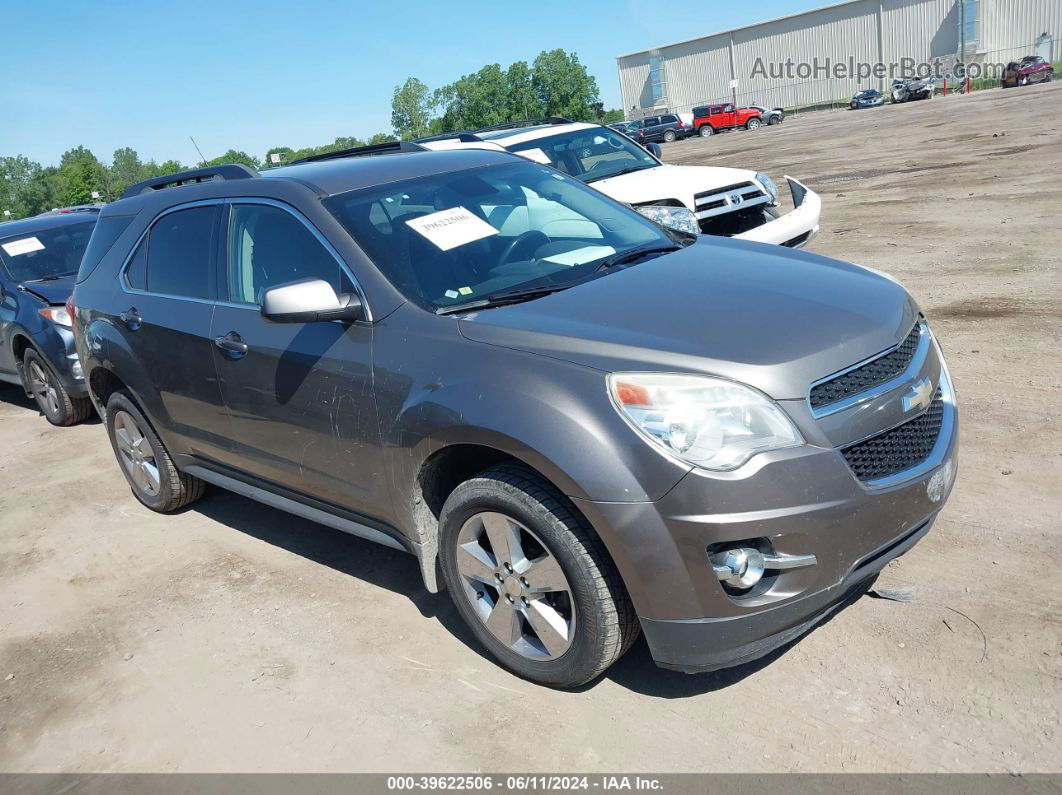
[189, 135, 208, 167]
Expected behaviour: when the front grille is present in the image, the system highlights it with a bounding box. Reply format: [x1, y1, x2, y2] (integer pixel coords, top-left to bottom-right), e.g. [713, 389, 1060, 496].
[810, 324, 921, 410]
[841, 389, 943, 481]
[693, 181, 758, 204]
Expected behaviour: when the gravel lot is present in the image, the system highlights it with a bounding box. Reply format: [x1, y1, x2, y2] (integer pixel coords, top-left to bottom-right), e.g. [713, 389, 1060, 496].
[1, 82, 1060, 774]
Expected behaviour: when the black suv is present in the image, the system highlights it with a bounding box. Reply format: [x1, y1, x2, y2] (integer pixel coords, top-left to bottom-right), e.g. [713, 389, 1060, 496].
[626, 114, 688, 143]
[74, 145, 957, 687]
[0, 210, 100, 424]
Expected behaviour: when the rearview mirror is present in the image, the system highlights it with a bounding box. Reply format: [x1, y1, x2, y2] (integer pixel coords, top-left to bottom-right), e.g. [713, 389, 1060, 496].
[645, 142, 662, 158]
[260, 278, 364, 324]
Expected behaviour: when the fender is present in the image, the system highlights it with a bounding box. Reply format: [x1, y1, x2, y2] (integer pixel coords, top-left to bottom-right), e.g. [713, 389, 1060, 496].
[82, 315, 176, 444]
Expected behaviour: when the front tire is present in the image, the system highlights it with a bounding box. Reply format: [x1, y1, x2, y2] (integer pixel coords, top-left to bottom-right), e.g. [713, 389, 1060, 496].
[105, 390, 205, 512]
[23, 348, 91, 426]
[438, 464, 639, 688]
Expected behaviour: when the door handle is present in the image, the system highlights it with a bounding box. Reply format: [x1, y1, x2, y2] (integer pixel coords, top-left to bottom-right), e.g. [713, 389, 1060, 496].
[214, 331, 248, 358]
[119, 307, 141, 331]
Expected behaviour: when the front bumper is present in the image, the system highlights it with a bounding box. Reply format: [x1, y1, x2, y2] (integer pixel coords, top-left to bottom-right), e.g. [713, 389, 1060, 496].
[28, 324, 87, 398]
[733, 177, 820, 248]
[573, 353, 958, 674]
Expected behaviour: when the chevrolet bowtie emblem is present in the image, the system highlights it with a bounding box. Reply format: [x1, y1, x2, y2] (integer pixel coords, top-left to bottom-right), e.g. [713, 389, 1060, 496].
[903, 376, 934, 413]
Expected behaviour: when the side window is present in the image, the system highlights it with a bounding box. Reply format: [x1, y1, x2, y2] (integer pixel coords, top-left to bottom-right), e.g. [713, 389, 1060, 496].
[130, 206, 216, 299]
[226, 204, 352, 305]
[710, 107, 721, 115]
[724, 104, 735, 112]
[663, 115, 677, 124]
[125, 237, 147, 290]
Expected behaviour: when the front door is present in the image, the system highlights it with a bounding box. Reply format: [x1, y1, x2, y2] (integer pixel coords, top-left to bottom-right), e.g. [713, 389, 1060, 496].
[210, 201, 386, 517]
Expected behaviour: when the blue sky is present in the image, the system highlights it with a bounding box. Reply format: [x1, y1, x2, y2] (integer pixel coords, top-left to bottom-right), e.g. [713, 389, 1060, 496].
[3, 0, 815, 166]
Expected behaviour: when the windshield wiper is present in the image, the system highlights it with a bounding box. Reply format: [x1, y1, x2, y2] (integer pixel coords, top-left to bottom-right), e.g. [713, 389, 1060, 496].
[435, 284, 569, 315]
[23, 271, 77, 283]
[593, 244, 681, 273]
[585, 164, 654, 183]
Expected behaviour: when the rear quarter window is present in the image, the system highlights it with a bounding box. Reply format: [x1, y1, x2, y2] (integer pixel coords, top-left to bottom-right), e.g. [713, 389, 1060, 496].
[77, 214, 135, 283]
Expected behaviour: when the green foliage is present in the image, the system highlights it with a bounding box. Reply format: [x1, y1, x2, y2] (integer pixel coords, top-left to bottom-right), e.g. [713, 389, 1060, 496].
[531, 49, 601, 121]
[205, 149, 260, 169]
[392, 77, 435, 139]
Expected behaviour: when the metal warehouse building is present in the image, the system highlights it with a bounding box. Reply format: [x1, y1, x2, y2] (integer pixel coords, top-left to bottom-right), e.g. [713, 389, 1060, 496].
[616, 0, 1061, 117]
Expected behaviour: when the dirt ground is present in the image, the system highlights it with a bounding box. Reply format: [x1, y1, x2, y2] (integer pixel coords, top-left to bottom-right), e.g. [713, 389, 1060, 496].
[1, 82, 1060, 774]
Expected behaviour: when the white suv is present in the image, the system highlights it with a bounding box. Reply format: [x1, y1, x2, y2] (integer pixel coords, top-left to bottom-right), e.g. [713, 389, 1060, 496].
[420, 118, 820, 248]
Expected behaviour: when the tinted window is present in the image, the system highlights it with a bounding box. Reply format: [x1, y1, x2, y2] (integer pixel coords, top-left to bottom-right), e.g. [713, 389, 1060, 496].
[662, 115, 677, 124]
[143, 206, 215, 299]
[0, 220, 95, 283]
[77, 215, 134, 282]
[125, 238, 147, 290]
[710, 107, 721, 115]
[226, 204, 351, 305]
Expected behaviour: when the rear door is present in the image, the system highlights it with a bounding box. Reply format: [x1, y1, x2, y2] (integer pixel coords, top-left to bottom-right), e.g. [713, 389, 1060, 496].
[209, 200, 386, 516]
[119, 203, 232, 459]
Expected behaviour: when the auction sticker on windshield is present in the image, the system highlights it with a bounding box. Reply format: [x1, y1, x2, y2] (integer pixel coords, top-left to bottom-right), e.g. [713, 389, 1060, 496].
[1, 237, 45, 257]
[406, 207, 498, 251]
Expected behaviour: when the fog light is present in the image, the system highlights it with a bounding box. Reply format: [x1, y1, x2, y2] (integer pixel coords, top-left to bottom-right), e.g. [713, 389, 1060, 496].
[710, 547, 766, 589]
[710, 545, 818, 590]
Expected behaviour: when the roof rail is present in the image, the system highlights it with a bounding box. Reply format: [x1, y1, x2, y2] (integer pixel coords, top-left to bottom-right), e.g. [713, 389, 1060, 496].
[470, 117, 574, 134]
[414, 131, 484, 144]
[292, 140, 428, 164]
[120, 164, 257, 200]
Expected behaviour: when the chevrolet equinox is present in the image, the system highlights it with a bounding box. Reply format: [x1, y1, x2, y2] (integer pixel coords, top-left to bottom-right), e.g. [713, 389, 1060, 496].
[72, 142, 958, 687]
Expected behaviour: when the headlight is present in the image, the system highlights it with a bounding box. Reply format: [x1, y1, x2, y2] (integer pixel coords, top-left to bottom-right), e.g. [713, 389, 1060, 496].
[38, 307, 73, 327]
[634, 205, 700, 236]
[608, 373, 803, 471]
[755, 173, 779, 205]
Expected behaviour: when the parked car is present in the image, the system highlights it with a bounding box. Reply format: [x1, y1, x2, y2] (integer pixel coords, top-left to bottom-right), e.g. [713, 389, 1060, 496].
[73, 148, 957, 687]
[420, 118, 820, 247]
[691, 103, 762, 136]
[624, 114, 688, 143]
[607, 122, 632, 134]
[1001, 55, 1054, 87]
[0, 212, 98, 425]
[890, 77, 935, 103]
[850, 88, 885, 109]
[744, 104, 785, 125]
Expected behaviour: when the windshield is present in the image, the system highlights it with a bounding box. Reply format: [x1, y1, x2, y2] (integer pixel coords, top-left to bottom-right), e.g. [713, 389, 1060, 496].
[324, 160, 672, 312]
[0, 220, 95, 282]
[505, 128, 658, 184]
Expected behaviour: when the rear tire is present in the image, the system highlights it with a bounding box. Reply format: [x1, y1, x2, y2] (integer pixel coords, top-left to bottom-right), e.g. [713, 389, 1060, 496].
[662, 130, 676, 142]
[438, 464, 639, 688]
[105, 390, 205, 513]
[23, 348, 91, 427]
[699, 125, 713, 137]
[746, 118, 761, 130]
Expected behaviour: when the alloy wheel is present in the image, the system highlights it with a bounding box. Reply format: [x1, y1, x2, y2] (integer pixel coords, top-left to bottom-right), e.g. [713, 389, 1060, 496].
[28, 360, 60, 417]
[455, 511, 576, 661]
[113, 410, 161, 497]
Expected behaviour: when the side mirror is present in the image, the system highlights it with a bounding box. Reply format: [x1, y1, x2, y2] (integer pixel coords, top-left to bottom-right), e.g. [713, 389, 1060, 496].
[645, 142, 663, 159]
[260, 278, 364, 324]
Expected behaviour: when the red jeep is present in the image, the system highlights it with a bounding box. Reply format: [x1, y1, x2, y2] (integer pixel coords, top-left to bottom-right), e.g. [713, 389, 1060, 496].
[691, 103, 763, 137]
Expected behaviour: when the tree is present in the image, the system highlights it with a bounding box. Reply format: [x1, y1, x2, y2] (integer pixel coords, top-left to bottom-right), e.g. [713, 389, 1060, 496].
[206, 149, 260, 169]
[531, 49, 600, 120]
[367, 132, 398, 145]
[56, 146, 108, 205]
[506, 61, 542, 121]
[264, 146, 296, 167]
[391, 77, 434, 139]
[0, 156, 58, 218]
[111, 147, 146, 195]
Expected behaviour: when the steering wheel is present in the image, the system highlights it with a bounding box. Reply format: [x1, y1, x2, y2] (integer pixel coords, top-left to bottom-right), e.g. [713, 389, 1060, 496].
[498, 230, 550, 266]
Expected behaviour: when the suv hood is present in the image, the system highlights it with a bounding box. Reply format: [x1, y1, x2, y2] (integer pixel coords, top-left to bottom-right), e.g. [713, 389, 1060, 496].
[18, 274, 75, 304]
[587, 164, 758, 207]
[457, 238, 917, 400]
